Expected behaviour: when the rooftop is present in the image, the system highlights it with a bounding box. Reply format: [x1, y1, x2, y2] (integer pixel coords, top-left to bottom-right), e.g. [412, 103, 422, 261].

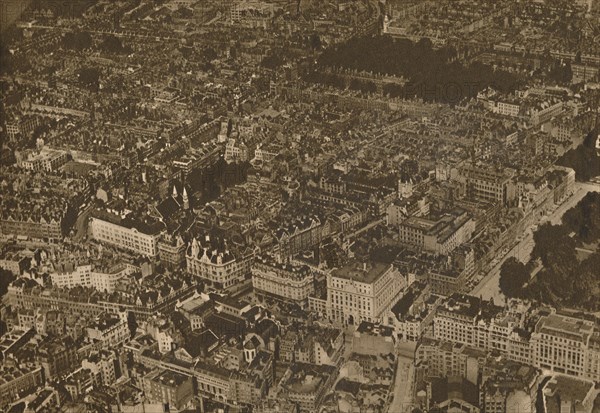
[331, 261, 391, 284]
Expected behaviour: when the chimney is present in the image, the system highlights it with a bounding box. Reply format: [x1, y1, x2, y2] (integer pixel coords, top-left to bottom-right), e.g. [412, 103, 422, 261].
[363, 262, 367, 272]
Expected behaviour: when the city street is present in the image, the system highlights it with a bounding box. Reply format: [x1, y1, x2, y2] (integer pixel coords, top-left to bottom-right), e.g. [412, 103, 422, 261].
[388, 342, 416, 413]
[470, 181, 600, 304]
[388, 358, 414, 413]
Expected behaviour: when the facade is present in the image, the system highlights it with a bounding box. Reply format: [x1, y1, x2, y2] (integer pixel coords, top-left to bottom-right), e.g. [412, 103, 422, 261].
[20, 148, 69, 172]
[251, 258, 315, 307]
[493, 100, 521, 117]
[0, 216, 63, 240]
[142, 369, 194, 411]
[90, 213, 164, 257]
[186, 237, 254, 290]
[416, 338, 484, 385]
[432, 296, 600, 382]
[459, 164, 516, 206]
[279, 363, 337, 413]
[275, 216, 323, 262]
[0, 364, 44, 410]
[158, 234, 187, 268]
[530, 314, 599, 380]
[50, 262, 138, 293]
[327, 261, 406, 326]
[81, 350, 119, 387]
[86, 313, 130, 348]
[398, 210, 475, 255]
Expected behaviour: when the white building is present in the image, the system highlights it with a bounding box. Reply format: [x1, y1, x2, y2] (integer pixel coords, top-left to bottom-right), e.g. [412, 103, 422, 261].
[327, 261, 406, 326]
[251, 258, 315, 307]
[90, 214, 164, 257]
[20, 148, 69, 172]
[50, 262, 138, 293]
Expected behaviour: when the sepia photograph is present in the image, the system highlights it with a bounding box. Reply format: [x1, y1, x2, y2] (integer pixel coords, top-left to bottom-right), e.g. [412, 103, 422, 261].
[1, 0, 600, 412]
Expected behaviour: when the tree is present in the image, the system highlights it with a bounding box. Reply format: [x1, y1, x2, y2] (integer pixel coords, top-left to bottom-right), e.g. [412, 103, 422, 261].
[309, 33, 322, 51]
[499, 257, 529, 297]
[261, 53, 284, 70]
[563, 191, 600, 243]
[203, 47, 218, 61]
[531, 223, 577, 268]
[62, 31, 92, 51]
[77, 67, 101, 92]
[99, 35, 131, 55]
[557, 129, 600, 182]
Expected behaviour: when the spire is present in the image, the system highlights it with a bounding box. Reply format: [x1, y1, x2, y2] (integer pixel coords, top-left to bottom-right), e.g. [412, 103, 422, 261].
[183, 186, 189, 209]
[172, 184, 178, 198]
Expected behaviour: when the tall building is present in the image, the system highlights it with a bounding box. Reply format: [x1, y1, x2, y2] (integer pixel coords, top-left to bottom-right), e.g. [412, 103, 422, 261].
[458, 164, 516, 206]
[530, 313, 600, 380]
[275, 215, 323, 262]
[19, 148, 69, 172]
[433, 295, 532, 363]
[90, 211, 164, 257]
[432, 296, 600, 382]
[252, 257, 315, 308]
[50, 262, 138, 293]
[186, 235, 254, 291]
[142, 369, 194, 412]
[327, 261, 406, 326]
[397, 209, 475, 255]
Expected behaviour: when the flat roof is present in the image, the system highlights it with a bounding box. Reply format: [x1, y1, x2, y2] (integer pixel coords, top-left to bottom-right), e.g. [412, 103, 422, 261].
[331, 261, 391, 284]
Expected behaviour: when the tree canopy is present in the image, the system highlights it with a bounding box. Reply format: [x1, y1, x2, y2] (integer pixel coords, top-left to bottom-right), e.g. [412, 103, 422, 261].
[562, 191, 600, 244]
[557, 129, 600, 181]
[499, 257, 530, 298]
[99, 35, 132, 55]
[62, 31, 92, 51]
[308, 35, 521, 103]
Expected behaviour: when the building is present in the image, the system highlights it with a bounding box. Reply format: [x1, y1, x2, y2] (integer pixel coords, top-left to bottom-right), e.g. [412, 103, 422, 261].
[572, 64, 599, 84]
[0, 363, 44, 410]
[530, 313, 598, 380]
[388, 281, 436, 341]
[86, 313, 130, 348]
[279, 363, 337, 413]
[386, 194, 430, 226]
[0, 250, 31, 276]
[327, 261, 406, 326]
[432, 295, 531, 362]
[416, 338, 485, 385]
[492, 99, 521, 117]
[458, 163, 516, 206]
[398, 209, 475, 255]
[142, 369, 194, 412]
[64, 368, 95, 401]
[36, 336, 78, 380]
[275, 216, 323, 262]
[81, 350, 119, 387]
[0, 216, 63, 241]
[186, 235, 254, 291]
[19, 148, 69, 172]
[251, 257, 315, 308]
[225, 138, 252, 163]
[480, 360, 540, 413]
[90, 211, 164, 256]
[158, 234, 187, 269]
[50, 262, 138, 293]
